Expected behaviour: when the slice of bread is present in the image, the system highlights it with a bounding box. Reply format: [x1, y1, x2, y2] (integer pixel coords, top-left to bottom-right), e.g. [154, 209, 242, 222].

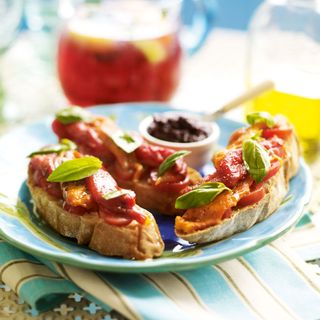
[175, 131, 300, 244]
[114, 167, 201, 216]
[28, 177, 164, 260]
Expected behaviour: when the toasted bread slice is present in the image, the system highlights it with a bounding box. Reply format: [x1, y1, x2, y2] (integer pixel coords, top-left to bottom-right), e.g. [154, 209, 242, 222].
[175, 128, 300, 244]
[115, 167, 201, 215]
[28, 177, 164, 260]
[52, 115, 201, 216]
[175, 165, 287, 243]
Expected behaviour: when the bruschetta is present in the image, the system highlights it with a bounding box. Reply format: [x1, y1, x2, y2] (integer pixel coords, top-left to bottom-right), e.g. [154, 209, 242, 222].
[27, 146, 164, 259]
[175, 112, 300, 243]
[51, 107, 201, 215]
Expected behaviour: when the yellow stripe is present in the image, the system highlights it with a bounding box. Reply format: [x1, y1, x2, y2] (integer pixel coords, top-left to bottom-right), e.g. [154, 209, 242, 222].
[96, 274, 140, 320]
[0, 259, 43, 279]
[60, 264, 141, 320]
[218, 260, 296, 320]
[214, 265, 265, 320]
[0, 259, 60, 293]
[15, 274, 64, 293]
[238, 258, 300, 320]
[144, 272, 218, 320]
[270, 242, 320, 294]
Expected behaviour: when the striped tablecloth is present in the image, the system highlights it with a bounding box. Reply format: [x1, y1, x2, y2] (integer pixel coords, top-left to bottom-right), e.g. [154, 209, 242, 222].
[0, 160, 320, 320]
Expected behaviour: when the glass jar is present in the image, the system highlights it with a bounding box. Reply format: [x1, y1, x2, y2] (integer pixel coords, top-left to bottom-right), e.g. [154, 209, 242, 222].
[246, 0, 320, 159]
[57, 0, 216, 106]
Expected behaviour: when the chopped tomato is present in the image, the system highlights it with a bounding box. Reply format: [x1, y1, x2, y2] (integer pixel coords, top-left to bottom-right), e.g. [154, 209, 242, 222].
[63, 202, 87, 215]
[259, 137, 286, 159]
[100, 209, 133, 226]
[103, 193, 136, 210]
[263, 160, 281, 182]
[87, 169, 135, 209]
[86, 169, 147, 225]
[45, 184, 62, 198]
[112, 161, 138, 181]
[262, 127, 293, 140]
[30, 155, 62, 198]
[128, 206, 147, 224]
[213, 149, 247, 188]
[237, 185, 265, 208]
[87, 169, 136, 210]
[87, 169, 117, 200]
[228, 128, 247, 145]
[53, 119, 110, 161]
[150, 169, 190, 193]
[135, 144, 173, 168]
[222, 208, 232, 219]
[52, 119, 67, 137]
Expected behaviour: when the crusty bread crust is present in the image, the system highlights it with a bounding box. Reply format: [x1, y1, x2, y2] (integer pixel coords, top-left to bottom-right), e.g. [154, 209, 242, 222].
[175, 131, 300, 243]
[114, 167, 201, 216]
[27, 177, 164, 260]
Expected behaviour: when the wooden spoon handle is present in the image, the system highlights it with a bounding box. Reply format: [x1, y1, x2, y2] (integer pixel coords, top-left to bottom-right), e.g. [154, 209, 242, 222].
[204, 80, 275, 121]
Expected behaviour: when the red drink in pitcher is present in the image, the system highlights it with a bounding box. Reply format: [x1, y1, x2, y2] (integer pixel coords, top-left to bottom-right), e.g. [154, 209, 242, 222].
[57, 1, 182, 106]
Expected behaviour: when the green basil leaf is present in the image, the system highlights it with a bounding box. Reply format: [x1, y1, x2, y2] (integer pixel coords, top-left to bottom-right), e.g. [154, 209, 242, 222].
[111, 131, 142, 153]
[55, 106, 94, 124]
[103, 189, 134, 201]
[60, 139, 77, 149]
[47, 156, 102, 182]
[28, 139, 77, 157]
[250, 130, 263, 141]
[242, 139, 270, 183]
[175, 182, 231, 209]
[246, 112, 275, 128]
[158, 150, 190, 176]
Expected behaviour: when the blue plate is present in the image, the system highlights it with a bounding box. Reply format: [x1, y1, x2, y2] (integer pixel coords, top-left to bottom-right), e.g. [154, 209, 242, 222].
[0, 104, 312, 272]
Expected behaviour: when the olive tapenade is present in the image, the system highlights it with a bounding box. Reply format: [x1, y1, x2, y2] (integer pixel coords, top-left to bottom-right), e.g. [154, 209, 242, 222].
[147, 114, 211, 143]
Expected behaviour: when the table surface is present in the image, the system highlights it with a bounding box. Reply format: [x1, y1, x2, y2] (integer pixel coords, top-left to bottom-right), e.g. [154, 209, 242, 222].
[0, 28, 318, 320]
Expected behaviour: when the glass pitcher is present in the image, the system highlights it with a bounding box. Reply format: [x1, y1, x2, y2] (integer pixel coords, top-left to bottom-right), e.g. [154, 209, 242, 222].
[57, 0, 216, 106]
[247, 0, 320, 159]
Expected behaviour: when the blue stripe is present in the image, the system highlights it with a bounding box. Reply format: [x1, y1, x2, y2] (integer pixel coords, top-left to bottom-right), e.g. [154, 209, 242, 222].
[0, 242, 39, 265]
[244, 246, 320, 320]
[179, 266, 258, 320]
[19, 277, 76, 312]
[101, 273, 193, 320]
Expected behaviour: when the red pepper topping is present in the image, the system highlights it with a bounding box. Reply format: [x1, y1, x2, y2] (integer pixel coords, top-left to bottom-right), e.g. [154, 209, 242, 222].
[87, 169, 146, 225]
[30, 153, 146, 225]
[135, 144, 174, 168]
[52, 119, 111, 162]
[209, 149, 247, 189]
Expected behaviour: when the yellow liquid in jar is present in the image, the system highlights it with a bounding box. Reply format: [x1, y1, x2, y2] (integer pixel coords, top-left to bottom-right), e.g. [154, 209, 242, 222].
[246, 90, 320, 161]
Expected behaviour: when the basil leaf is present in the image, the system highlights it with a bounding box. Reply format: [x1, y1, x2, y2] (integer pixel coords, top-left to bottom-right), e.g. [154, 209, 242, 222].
[103, 189, 134, 201]
[111, 131, 142, 153]
[60, 139, 77, 149]
[175, 182, 231, 209]
[242, 139, 270, 183]
[246, 112, 275, 128]
[158, 150, 190, 176]
[28, 139, 77, 157]
[56, 106, 94, 124]
[47, 156, 102, 182]
[250, 130, 262, 141]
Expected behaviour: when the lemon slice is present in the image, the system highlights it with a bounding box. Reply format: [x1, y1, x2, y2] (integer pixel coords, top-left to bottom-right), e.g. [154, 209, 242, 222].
[133, 40, 166, 64]
[68, 30, 114, 50]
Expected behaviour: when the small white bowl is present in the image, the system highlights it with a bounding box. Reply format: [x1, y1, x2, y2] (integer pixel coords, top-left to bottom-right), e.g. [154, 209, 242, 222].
[139, 112, 220, 169]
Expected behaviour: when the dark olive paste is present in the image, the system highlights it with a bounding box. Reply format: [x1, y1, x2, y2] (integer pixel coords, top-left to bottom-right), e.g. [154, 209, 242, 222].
[147, 114, 211, 143]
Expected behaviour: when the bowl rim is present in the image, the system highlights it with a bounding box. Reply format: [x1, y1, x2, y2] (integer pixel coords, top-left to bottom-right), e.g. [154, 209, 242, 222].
[139, 112, 220, 149]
